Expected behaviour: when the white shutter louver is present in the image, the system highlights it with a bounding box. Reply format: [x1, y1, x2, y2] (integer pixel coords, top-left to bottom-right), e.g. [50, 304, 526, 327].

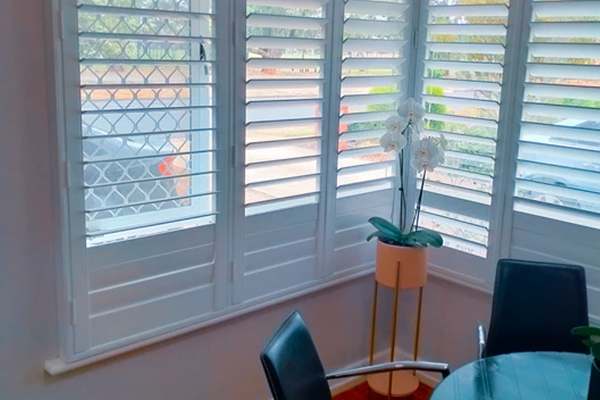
[417, 0, 510, 258]
[514, 0, 600, 230]
[241, 0, 332, 301]
[78, 0, 218, 244]
[333, 0, 412, 273]
[69, 0, 223, 353]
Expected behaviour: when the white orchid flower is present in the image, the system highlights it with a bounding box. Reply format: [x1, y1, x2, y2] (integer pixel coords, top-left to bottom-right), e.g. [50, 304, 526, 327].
[410, 137, 443, 172]
[380, 131, 408, 153]
[385, 115, 407, 134]
[397, 98, 425, 124]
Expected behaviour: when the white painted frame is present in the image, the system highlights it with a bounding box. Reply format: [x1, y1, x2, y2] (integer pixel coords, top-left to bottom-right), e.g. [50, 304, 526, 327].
[47, 0, 234, 363]
[45, 0, 394, 372]
[410, 0, 534, 289]
[502, 0, 600, 322]
[48, 0, 600, 375]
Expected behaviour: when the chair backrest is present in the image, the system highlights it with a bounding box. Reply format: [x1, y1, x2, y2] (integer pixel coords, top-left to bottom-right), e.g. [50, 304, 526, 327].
[260, 311, 332, 400]
[485, 259, 589, 358]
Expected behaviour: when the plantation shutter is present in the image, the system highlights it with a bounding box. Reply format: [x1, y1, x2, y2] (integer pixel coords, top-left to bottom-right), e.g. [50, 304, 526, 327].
[513, 0, 600, 229]
[65, 0, 227, 355]
[414, 0, 510, 267]
[240, 0, 334, 301]
[509, 0, 600, 317]
[332, 0, 413, 273]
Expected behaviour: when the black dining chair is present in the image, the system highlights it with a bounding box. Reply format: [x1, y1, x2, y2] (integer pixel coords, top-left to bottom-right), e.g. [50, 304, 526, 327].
[478, 259, 589, 359]
[260, 311, 451, 400]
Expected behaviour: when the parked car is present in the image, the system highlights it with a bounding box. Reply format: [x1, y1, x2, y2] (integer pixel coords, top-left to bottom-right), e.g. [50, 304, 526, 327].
[83, 126, 186, 213]
[518, 120, 600, 213]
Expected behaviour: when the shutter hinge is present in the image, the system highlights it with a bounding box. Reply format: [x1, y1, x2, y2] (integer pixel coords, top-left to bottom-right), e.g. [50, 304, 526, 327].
[64, 161, 71, 189]
[231, 145, 237, 169]
[69, 300, 76, 326]
[58, 10, 65, 41]
[232, 23, 236, 47]
[411, 29, 419, 49]
[230, 260, 237, 281]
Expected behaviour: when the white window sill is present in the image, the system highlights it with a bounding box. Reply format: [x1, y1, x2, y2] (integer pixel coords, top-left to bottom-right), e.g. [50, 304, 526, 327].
[45, 258, 507, 376]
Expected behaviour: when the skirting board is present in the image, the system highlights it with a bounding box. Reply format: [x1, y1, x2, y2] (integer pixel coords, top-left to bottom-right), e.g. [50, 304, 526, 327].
[328, 348, 443, 397]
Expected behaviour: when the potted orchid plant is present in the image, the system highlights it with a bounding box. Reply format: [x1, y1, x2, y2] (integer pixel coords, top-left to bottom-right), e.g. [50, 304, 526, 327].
[366, 98, 445, 289]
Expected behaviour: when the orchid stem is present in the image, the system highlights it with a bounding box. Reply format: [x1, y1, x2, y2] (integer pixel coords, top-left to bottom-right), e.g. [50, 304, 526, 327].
[411, 170, 427, 232]
[398, 152, 405, 232]
[398, 122, 411, 232]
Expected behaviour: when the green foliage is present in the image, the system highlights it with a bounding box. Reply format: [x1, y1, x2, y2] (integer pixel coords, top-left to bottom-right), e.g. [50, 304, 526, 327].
[366, 217, 443, 248]
[425, 86, 448, 131]
[347, 121, 386, 132]
[362, 85, 398, 113]
[531, 96, 600, 110]
[572, 326, 600, 361]
[370, 86, 396, 94]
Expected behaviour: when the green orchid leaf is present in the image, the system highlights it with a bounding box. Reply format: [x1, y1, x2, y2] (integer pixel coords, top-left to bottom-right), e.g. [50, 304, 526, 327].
[406, 229, 444, 248]
[572, 326, 600, 337]
[403, 238, 427, 248]
[366, 231, 395, 242]
[368, 217, 404, 239]
[583, 339, 597, 348]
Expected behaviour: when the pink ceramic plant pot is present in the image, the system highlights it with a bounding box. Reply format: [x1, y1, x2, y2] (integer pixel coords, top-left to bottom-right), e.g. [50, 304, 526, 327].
[375, 240, 428, 289]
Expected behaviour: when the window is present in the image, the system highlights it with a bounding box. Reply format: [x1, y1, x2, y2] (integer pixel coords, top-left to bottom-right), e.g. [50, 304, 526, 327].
[411, 0, 512, 281]
[514, 0, 600, 229]
[51, 0, 414, 368]
[238, 0, 330, 303]
[49, 0, 600, 370]
[508, 0, 600, 323]
[333, 0, 412, 274]
[55, 0, 228, 360]
[78, 1, 217, 246]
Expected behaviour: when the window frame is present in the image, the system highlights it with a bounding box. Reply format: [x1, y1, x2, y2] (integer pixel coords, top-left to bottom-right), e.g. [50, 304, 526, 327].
[47, 0, 414, 373]
[410, 0, 530, 288]
[503, 0, 600, 325]
[48, 0, 234, 366]
[47, 0, 600, 375]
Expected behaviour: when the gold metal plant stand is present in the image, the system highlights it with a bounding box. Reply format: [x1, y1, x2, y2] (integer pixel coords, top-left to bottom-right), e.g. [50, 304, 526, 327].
[367, 262, 425, 399]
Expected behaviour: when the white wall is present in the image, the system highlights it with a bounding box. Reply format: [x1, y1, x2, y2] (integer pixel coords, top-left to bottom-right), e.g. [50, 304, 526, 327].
[0, 1, 491, 399]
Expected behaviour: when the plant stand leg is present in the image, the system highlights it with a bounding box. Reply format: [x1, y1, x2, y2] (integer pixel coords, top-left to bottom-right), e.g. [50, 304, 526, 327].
[412, 287, 424, 375]
[367, 262, 420, 399]
[369, 281, 379, 366]
[387, 262, 402, 400]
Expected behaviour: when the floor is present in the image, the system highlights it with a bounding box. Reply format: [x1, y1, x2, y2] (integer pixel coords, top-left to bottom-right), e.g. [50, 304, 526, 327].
[334, 381, 433, 400]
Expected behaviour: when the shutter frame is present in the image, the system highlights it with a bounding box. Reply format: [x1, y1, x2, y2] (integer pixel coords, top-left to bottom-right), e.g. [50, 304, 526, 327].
[513, 0, 600, 230]
[412, 0, 518, 265]
[58, 0, 231, 359]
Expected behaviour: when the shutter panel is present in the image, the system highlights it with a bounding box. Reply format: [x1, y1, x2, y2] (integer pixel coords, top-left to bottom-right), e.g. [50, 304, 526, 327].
[416, 0, 510, 259]
[333, 0, 412, 273]
[69, 0, 224, 353]
[242, 0, 332, 301]
[513, 0, 600, 230]
[509, 0, 600, 318]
